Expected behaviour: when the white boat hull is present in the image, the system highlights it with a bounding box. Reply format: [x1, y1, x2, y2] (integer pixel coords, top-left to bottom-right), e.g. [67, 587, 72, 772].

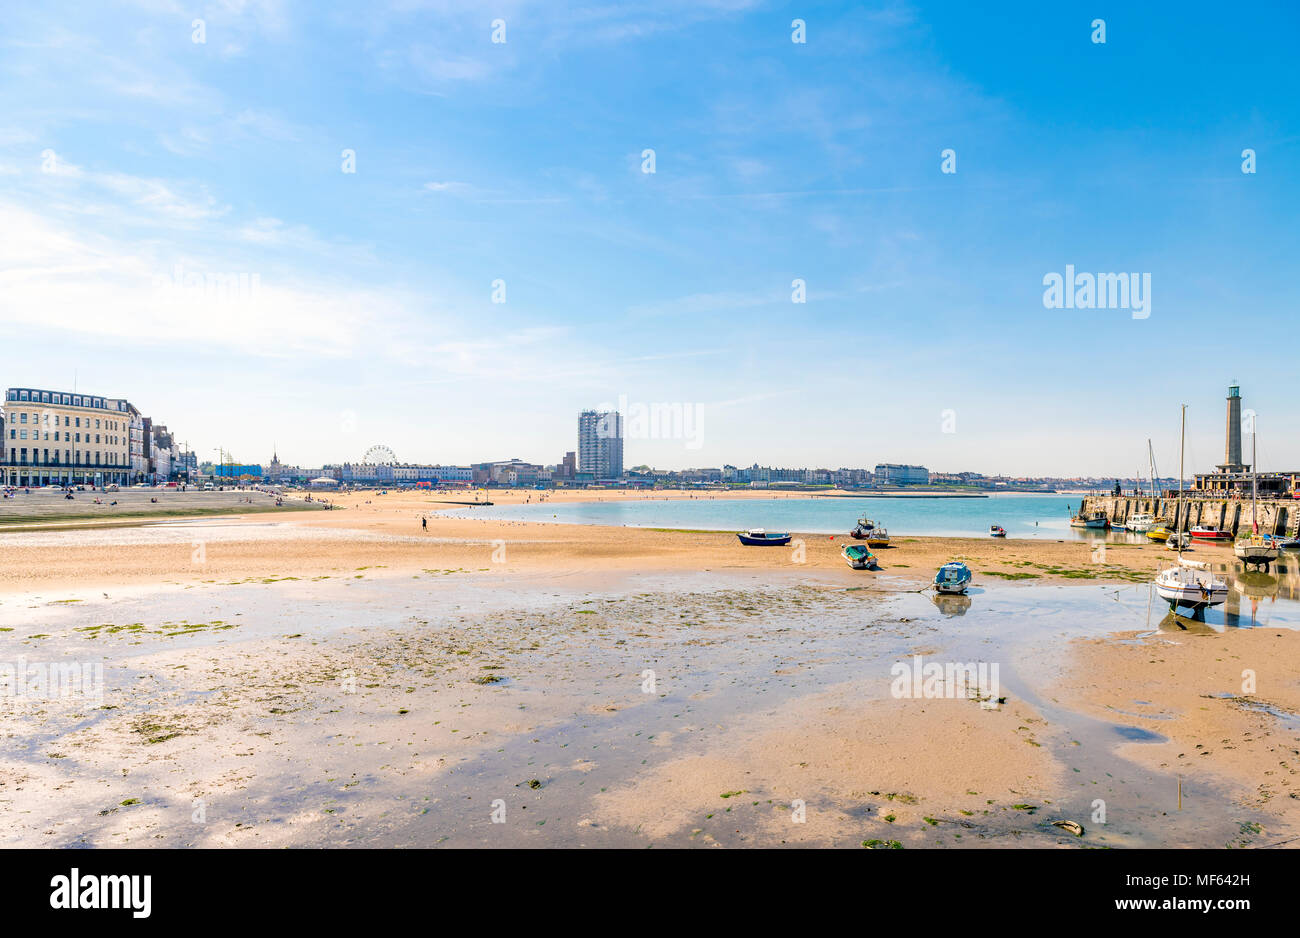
[935, 580, 969, 595]
[1234, 543, 1279, 564]
[1156, 582, 1228, 609]
[1156, 564, 1228, 610]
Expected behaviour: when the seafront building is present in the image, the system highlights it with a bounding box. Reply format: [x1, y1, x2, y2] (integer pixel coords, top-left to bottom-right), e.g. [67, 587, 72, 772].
[319, 462, 476, 485]
[0, 386, 184, 487]
[2, 387, 133, 486]
[578, 410, 624, 480]
[874, 463, 930, 485]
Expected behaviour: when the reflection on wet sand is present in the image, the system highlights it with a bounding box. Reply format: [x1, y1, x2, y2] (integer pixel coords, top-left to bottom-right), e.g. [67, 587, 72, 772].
[1156, 610, 1218, 635]
[930, 593, 971, 617]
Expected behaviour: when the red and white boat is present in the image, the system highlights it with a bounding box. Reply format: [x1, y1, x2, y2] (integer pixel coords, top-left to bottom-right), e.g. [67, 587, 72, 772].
[1190, 525, 1231, 540]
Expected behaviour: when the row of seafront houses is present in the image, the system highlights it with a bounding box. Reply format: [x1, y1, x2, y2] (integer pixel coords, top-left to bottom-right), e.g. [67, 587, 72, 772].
[246, 458, 942, 489]
[0, 386, 192, 488]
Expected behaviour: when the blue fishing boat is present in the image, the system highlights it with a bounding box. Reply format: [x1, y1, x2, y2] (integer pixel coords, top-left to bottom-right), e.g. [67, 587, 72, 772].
[737, 528, 792, 546]
[934, 561, 972, 594]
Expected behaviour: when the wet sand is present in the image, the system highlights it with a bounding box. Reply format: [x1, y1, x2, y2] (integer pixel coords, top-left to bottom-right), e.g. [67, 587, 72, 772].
[2, 489, 1297, 848]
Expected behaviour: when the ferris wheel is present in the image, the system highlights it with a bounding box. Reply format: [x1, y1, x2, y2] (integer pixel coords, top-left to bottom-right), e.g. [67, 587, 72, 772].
[363, 444, 397, 465]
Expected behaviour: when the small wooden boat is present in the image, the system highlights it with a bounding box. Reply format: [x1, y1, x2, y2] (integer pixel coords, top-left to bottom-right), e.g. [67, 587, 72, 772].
[934, 561, 972, 594]
[737, 528, 792, 546]
[1070, 511, 1107, 529]
[1146, 525, 1172, 542]
[866, 527, 890, 547]
[1164, 532, 1190, 550]
[1190, 526, 1231, 541]
[841, 544, 877, 570]
[989, 525, 1007, 538]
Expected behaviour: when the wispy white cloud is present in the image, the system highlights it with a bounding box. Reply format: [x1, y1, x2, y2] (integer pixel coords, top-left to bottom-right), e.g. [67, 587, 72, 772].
[32, 157, 229, 224]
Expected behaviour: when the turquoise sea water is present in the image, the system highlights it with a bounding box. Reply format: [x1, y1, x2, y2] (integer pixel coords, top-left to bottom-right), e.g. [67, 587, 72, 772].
[446, 492, 1117, 540]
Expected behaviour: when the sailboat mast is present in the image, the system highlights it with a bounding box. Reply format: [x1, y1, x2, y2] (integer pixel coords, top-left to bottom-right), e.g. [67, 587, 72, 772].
[1176, 405, 1185, 556]
[1252, 421, 1258, 533]
[1147, 439, 1157, 500]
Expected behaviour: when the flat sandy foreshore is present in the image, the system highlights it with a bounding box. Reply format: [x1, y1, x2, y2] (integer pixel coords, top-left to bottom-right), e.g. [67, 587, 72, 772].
[0, 486, 1195, 594]
[2, 488, 1297, 848]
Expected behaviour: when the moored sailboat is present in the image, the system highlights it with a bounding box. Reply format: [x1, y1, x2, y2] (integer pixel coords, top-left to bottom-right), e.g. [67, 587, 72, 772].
[1234, 418, 1279, 569]
[1156, 559, 1229, 610]
[1154, 404, 1227, 613]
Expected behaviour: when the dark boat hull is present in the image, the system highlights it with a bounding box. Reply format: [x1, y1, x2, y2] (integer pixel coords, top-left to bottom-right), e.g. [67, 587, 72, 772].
[737, 533, 792, 546]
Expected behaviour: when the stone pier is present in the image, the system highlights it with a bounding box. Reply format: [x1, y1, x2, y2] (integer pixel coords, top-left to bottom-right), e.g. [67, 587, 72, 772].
[1080, 495, 1297, 536]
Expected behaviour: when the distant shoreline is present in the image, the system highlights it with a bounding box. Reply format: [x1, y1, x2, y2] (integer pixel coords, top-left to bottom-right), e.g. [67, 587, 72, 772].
[807, 492, 989, 499]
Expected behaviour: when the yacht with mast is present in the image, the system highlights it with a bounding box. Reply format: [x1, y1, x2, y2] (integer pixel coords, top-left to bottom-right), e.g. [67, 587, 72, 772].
[1234, 416, 1280, 569]
[1155, 405, 1228, 612]
[1126, 441, 1159, 531]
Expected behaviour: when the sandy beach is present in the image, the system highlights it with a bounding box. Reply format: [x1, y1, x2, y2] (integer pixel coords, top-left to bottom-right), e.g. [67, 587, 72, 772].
[0, 486, 1192, 593]
[2, 488, 1297, 848]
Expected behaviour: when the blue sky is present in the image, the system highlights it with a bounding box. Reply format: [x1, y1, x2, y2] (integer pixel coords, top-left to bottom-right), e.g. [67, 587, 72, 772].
[1, 0, 1297, 476]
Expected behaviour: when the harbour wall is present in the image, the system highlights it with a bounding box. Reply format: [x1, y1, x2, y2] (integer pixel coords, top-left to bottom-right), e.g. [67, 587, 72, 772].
[1080, 495, 1298, 536]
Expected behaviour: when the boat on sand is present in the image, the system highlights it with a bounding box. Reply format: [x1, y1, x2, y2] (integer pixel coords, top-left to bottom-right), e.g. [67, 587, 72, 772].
[842, 544, 877, 570]
[737, 529, 792, 546]
[934, 561, 972, 594]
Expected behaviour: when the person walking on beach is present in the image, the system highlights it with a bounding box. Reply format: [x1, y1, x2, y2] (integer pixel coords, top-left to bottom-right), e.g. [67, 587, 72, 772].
[421, 515, 427, 532]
